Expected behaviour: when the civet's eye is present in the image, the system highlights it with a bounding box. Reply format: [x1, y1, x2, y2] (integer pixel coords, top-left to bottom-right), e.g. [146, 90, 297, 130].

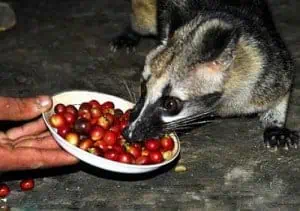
[162, 97, 182, 115]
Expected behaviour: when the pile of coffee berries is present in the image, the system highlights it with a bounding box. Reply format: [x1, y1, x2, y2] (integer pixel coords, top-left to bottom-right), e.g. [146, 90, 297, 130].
[49, 100, 175, 165]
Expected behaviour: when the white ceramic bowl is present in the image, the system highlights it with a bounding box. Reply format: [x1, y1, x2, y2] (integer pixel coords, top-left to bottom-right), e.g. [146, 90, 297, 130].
[42, 90, 180, 174]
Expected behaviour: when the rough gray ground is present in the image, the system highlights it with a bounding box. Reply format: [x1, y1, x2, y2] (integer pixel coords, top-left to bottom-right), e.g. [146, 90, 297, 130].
[0, 0, 300, 210]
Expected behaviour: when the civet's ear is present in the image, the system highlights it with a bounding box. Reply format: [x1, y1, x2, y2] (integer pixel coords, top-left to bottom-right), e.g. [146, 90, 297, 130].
[193, 20, 240, 73]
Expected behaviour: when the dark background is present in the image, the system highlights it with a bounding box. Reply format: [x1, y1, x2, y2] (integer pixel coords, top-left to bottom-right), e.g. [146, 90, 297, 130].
[0, 0, 300, 210]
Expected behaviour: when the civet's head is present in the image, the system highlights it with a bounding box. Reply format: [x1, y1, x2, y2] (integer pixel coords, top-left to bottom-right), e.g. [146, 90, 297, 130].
[123, 16, 241, 141]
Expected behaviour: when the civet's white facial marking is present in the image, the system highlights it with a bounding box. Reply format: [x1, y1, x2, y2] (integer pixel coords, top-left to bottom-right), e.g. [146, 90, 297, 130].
[126, 44, 173, 139]
[161, 107, 190, 123]
[147, 75, 169, 103]
[127, 97, 150, 138]
[169, 87, 189, 101]
[128, 73, 170, 137]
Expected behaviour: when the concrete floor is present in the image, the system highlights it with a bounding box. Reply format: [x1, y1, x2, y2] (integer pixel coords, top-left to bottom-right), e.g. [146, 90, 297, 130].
[0, 0, 300, 210]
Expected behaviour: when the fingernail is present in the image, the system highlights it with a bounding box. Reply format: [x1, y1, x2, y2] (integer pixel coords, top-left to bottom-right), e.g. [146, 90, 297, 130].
[36, 95, 51, 109]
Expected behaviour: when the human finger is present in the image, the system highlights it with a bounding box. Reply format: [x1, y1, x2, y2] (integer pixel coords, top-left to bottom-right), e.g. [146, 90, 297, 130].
[0, 95, 52, 121]
[14, 135, 60, 149]
[6, 118, 48, 140]
[12, 131, 50, 145]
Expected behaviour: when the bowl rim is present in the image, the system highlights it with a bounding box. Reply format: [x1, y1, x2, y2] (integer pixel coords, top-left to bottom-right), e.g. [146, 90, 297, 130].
[42, 90, 181, 170]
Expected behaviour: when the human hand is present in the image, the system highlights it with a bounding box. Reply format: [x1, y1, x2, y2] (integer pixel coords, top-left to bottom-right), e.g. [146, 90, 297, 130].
[0, 96, 78, 171]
